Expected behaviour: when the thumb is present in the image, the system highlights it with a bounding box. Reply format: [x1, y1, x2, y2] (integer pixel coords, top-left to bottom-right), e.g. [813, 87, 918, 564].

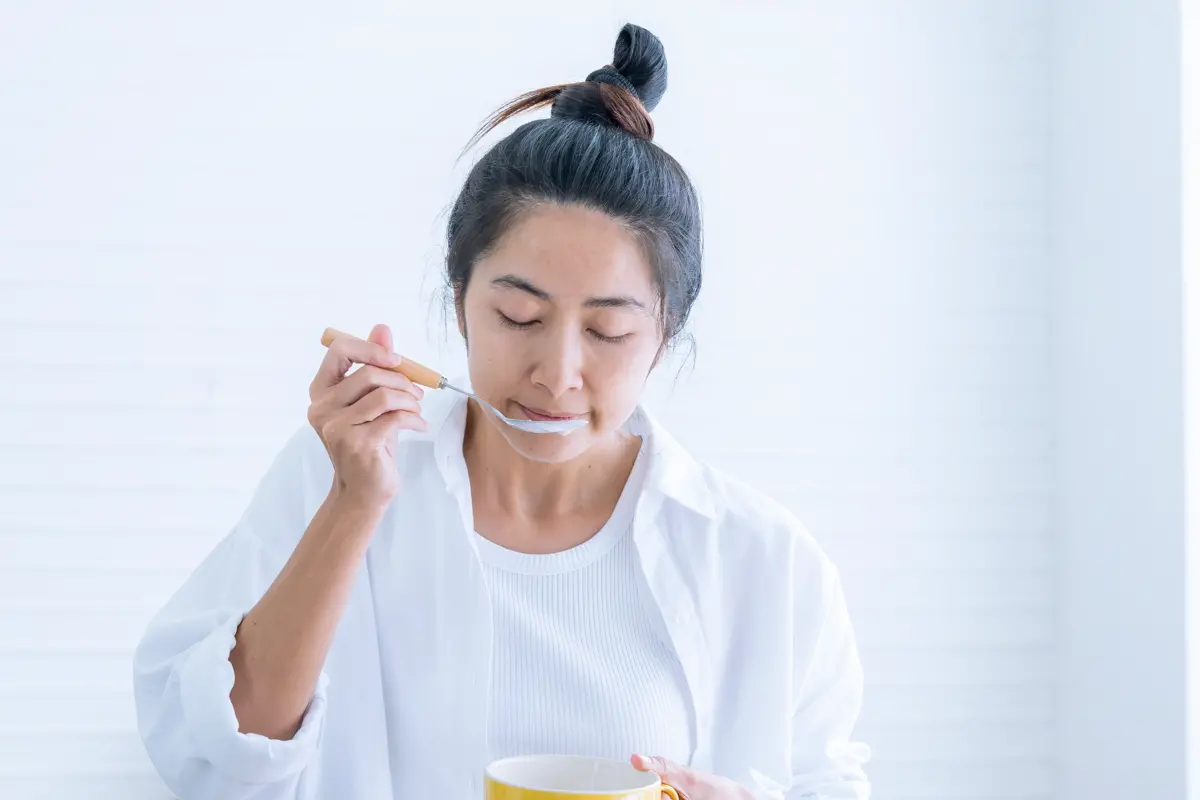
[367, 323, 394, 355]
[632, 755, 692, 799]
[631, 754, 670, 776]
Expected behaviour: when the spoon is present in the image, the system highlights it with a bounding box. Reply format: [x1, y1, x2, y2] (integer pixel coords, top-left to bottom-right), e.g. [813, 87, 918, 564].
[320, 328, 588, 435]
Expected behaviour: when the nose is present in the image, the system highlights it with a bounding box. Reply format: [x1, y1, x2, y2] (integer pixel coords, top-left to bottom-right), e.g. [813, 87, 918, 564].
[530, 325, 584, 398]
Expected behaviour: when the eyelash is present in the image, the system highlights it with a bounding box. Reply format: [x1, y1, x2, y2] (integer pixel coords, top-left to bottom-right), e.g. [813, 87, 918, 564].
[496, 312, 631, 344]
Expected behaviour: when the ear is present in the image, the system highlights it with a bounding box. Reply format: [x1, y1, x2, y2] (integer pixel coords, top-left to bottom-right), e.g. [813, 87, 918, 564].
[454, 294, 468, 345]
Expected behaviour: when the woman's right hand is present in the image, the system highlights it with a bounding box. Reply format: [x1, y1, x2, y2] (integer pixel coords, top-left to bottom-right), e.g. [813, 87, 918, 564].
[307, 323, 427, 507]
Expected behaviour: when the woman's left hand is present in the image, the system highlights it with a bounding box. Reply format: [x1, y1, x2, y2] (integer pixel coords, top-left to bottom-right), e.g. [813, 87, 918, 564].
[631, 754, 755, 800]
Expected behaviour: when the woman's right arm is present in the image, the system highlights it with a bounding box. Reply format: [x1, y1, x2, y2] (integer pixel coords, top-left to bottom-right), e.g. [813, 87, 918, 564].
[133, 324, 426, 800]
[226, 487, 385, 741]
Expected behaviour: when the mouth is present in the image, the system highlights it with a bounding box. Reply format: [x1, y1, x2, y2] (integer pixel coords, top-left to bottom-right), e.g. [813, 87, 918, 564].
[515, 403, 587, 423]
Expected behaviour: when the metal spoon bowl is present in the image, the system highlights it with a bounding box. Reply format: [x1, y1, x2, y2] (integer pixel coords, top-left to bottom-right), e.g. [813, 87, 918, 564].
[439, 382, 587, 436]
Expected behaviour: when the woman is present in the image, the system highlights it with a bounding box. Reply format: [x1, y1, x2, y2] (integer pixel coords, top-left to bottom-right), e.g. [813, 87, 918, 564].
[133, 23, 870, 800]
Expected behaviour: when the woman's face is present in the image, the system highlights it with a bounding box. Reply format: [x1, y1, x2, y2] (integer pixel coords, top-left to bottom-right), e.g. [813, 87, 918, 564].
[459, 203, 663, 463]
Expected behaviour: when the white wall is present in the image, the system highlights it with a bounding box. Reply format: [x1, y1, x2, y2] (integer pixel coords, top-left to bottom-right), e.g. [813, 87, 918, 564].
[1187, 1, 1200, 797]
[1050, 2, 1188, 799]
[0, 3, 1055, 798]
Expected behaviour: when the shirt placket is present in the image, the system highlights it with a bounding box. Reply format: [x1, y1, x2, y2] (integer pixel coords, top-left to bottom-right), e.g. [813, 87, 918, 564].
[436, 438, 494, 797]
[632, 493, 716, 772]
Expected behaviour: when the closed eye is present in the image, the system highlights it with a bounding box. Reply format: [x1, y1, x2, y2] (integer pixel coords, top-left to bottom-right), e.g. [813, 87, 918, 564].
[497, 311, 538, 330]
[589, 330, 632, 344]
[499, 310, 630, 343]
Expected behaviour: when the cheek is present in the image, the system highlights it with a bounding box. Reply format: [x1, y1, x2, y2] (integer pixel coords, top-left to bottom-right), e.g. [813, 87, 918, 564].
[462, 307, 507, 358]
[463, 319, 503, 383]
[605, 337, 660, 383]
[588, 347, 656, 420]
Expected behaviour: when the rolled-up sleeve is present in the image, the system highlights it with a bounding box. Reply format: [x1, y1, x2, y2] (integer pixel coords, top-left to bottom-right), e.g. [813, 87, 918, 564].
[176, 610, 330, 783]
[132, 426, 330, 800]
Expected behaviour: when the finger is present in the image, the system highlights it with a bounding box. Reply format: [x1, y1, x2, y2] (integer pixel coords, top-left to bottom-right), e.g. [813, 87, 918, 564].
[631, 755, 695, 796]
[362, 407, 429, 437]
[339, 387, 423, 426]
[632, 754, 674, 775]
[322, 365, 424, 410]
[312, 330, 402, 392]
[367, 323, 393, 355]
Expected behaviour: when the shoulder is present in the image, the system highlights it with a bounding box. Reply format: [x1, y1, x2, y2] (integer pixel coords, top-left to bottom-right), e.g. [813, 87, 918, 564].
[687, 462, 851, 654]
[652, 446, 848, 658]
[640, 407, 837, 584]
[699, 462, 837, 582]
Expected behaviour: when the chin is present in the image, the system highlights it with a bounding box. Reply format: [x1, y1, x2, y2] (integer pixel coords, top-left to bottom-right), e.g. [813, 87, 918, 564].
[493, 422, 594, 464]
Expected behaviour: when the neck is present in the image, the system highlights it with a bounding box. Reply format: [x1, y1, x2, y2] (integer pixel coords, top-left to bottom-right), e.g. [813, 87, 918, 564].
[462, 401, 640, 523]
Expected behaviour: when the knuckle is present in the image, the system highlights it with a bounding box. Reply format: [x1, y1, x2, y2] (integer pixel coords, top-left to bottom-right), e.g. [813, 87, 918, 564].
[308, 372, 329, 399]
[338, 341, 368, 366]
[378, 386, 400, 406]
[342, 367, 369, 394]
[393, 389, 418, 410]
[378, 387, 408, 410]
[358, 390, 380, 414]
[358, 365, 418, 395]
[308, 394, 332, 418]
[367, 388, 394, 414]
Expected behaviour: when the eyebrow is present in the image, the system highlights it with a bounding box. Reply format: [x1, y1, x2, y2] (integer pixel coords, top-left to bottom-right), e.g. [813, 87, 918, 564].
[490, 274, 647, 311]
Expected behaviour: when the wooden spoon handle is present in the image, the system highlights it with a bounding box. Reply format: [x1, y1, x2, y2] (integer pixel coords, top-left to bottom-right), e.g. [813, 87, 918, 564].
[319, 327, 445, 389]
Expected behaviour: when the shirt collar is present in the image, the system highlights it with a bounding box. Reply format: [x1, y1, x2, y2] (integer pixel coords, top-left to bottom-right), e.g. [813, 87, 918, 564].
[424, 383, 716, 520]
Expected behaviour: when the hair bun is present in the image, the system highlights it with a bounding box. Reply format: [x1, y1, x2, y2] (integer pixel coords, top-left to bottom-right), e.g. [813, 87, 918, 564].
[609, 23, 668, 112]
[463, 23, 669, 150]
[585, 66, 640, 99]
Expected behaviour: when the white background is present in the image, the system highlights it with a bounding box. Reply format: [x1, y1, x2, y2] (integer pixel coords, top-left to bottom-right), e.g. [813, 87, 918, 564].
[0, 2, 1192, 799]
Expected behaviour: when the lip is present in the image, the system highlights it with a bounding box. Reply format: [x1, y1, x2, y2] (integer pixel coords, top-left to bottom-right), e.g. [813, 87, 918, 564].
[516, 403, 587, 422]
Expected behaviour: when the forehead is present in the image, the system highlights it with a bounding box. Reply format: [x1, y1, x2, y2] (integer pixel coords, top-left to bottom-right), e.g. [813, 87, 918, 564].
[472, 204, 656, 301]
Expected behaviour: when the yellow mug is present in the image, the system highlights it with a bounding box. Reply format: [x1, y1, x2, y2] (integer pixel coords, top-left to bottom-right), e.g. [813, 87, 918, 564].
[484, 755, 680, 800]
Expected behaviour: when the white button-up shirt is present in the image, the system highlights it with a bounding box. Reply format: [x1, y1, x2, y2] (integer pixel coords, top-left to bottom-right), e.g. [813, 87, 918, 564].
[132, 389, 871, 799]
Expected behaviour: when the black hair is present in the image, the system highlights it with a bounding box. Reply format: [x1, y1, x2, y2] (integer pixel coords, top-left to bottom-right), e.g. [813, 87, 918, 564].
[445, 23, 702, 351]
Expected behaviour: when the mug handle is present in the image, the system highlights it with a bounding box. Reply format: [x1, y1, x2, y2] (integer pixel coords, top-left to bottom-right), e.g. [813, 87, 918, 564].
[660, 784, 681, 800]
